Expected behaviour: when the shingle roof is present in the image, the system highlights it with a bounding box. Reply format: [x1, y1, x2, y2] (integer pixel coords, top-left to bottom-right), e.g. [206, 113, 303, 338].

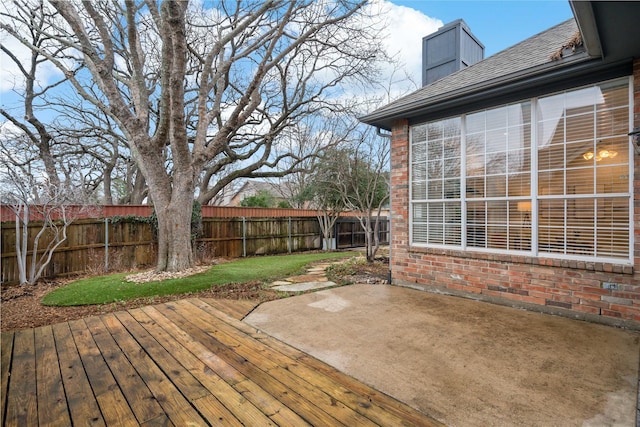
[362, 18, 590, 129]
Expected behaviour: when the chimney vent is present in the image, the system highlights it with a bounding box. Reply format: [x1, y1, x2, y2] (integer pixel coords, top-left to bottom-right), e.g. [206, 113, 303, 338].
[422, 19, 484, 86]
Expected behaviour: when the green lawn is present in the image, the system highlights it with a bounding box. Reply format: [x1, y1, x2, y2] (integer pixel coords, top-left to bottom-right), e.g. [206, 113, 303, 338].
[42, 252, 353, 306]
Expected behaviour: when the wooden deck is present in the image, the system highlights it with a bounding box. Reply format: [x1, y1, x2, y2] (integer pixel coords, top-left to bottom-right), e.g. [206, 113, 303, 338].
[1, 298, 442, 426]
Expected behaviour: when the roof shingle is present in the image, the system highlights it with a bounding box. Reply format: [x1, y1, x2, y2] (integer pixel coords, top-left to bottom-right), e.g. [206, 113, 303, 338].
[362, 19, 589, 127]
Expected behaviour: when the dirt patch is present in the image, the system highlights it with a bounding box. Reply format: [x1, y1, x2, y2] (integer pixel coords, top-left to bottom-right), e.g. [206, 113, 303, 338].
[326, 257, 389, 285]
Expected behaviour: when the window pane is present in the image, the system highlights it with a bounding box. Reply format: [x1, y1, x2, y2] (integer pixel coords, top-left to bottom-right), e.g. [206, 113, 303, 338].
[596, 107, 629, 138]
[466, 133, 485, 155]
[444, 158, 461, 178]
[412, 141, 426, 162]
[565, 167, 594, 195]
[412, 125, 426, 142]
[507, 124, 531, 150]
[445, 224, 462, 245]
[466, 177, 484, 198]
[466, 112, 484, 134]
[487, 152, 507, 174]
[413, 223, 428, 243]
[567, 199, 594, 227]
[487, 201, 507, 224]
[444, 137, 460, 158]
[566, 114, 593, 142]
[466, 154, 485, 176]
[486, 129, 507, 152]
[567, 229, 594, 255]
[538, 142, 565, 171]
[538, 170, 564, 196]
[507, 173, 530, 196]
[427, 180, 442, 199]
[427, 160, 443, 179]
[428, 140, 442, 159]
[467, 201, 486, 248]
[428, 122, 443, 140]
[599, 80, 628, 109]
[507, 149, 530, 174]
[443, 118, 461, 138]
[486, 106, 507, 129]
[488, 226, 508, 249]
[486, 175, 506, 197]
[444, 179, 460, 198]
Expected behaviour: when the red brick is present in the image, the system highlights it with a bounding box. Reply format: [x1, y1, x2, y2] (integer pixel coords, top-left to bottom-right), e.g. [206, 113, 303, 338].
[602, 309, 623, 318]
[573, 291, 603, 301]
[572, 305, 600, 315]
[581, 299, 610, 309]
[580, 286, 612, 296]
[609, 304, 640, 316]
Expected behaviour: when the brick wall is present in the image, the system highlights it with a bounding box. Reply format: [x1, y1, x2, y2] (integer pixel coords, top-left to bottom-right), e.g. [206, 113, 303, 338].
[389, 64, 640, 330]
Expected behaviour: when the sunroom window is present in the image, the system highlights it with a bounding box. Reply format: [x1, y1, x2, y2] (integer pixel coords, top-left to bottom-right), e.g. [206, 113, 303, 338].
[409, 78, 632, 263]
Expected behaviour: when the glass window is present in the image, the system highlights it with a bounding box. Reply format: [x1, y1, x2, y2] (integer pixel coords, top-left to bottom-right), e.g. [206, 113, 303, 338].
[411, 118, 461, 246]
[409, 78, 631, 263]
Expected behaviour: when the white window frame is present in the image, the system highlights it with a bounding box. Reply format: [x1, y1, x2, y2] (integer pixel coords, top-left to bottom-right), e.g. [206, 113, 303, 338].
[409, 76, 634, 265]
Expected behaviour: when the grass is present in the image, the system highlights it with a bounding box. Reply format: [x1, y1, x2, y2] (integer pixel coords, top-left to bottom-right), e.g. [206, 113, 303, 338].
[42, 252, 353, 306]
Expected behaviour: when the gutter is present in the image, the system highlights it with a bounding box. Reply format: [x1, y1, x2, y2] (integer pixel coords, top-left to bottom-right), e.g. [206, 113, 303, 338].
[570, 1, 603, 58]
[375, 126, 392, 284]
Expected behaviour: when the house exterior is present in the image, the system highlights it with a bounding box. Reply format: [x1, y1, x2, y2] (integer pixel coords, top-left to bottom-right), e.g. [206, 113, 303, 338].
[362, 1, 640, 329]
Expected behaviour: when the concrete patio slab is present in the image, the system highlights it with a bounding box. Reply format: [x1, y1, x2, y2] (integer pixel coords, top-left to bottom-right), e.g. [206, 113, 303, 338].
[244, 284, 640, 426]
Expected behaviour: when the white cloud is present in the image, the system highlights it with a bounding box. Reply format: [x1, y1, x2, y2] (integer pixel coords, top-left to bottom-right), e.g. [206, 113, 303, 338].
[376, 0, 442, 84]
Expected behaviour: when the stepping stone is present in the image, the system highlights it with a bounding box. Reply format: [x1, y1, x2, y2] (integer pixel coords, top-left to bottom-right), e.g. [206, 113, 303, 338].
[287, 274, 322, 283]
[269, 280, 292, 287]
[272, 281, 337, 292]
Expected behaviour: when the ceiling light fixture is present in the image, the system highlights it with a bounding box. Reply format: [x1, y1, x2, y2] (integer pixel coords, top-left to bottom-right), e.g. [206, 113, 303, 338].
[583, 147, 618, 161]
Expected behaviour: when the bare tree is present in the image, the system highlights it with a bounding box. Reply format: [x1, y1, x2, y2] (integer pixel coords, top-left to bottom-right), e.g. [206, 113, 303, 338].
[0, 1, 146, 205]
[1, 169, 89, 285]
[0, 0, 65, 189]
[1, 0, 387, 271]
[302, 148, 348, 251]
[265, 112, 359, 208]
[331, 129, 390, 261]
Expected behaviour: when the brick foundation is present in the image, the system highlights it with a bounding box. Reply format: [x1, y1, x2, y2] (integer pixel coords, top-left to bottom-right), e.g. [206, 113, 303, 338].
[389, 62, 640, 330]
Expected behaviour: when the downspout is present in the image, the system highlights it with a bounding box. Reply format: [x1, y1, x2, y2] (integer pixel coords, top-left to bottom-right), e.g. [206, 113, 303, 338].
[377, 127, 393, 284]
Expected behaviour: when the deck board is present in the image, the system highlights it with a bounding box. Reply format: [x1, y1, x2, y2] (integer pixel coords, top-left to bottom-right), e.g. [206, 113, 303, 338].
[51, 322, 106, 426]
[1, 331, 14, 424]
[5, 329, 37, 427]
[83, 316, 165, 425]
[34, 326, 71, 427]
[1, 298, 442, 426]
[68, 318, 139, 426]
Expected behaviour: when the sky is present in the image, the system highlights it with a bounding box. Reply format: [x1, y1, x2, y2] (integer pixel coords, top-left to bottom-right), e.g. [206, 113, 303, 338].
[0, 1, 576, 116]
[380, 0, 574, 87]
[393, 1, 573, 56]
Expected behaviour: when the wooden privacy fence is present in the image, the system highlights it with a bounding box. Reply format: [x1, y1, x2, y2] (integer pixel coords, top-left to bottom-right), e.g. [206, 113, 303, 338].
[1, 216, 324, 285]
[1, 209, 390, 284]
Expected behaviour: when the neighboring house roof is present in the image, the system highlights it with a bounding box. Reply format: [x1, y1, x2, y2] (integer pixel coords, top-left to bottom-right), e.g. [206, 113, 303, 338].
[362, 1, 640, 131]
[229, 180, 291, 206]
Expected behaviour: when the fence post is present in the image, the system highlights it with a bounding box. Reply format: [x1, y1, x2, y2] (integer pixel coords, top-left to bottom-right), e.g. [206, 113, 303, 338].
[104, 217, 109, 272]
[242, 217, 246, 257]
[288, 217, 292, 254]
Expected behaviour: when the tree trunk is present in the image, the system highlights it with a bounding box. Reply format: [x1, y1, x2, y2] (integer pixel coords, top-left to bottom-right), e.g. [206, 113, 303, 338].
[155, 193, 194, 272]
